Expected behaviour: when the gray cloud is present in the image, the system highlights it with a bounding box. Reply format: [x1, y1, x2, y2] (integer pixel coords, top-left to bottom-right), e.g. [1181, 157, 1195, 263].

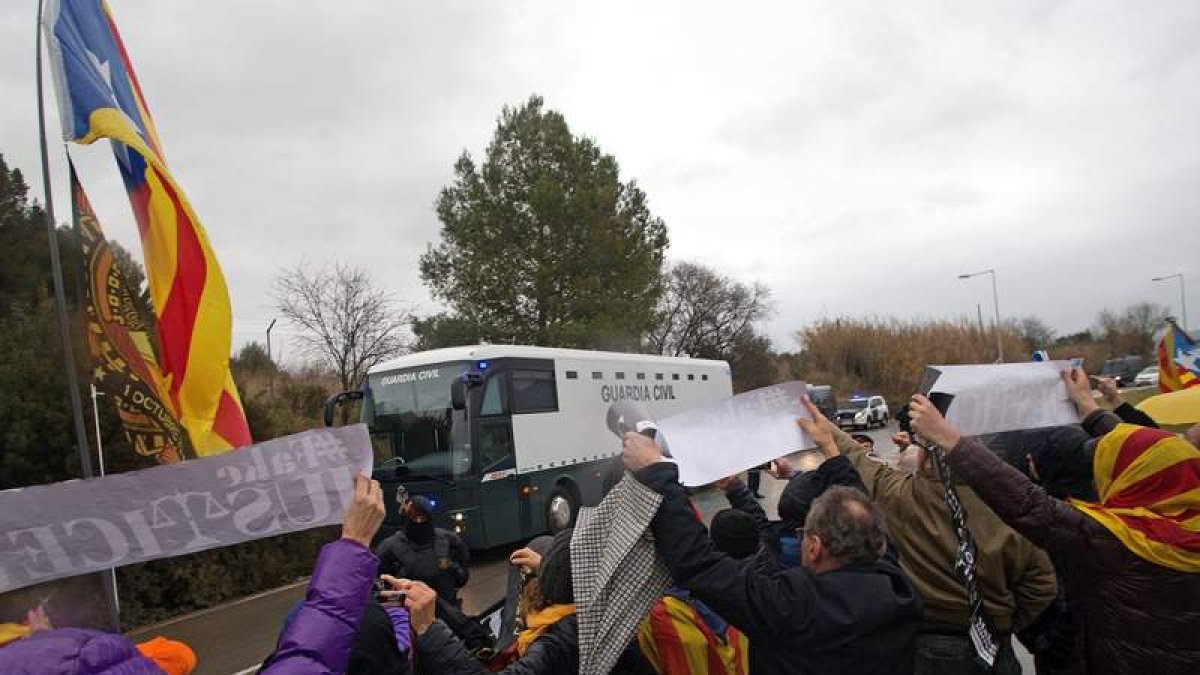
[2, 0, 1198, 362]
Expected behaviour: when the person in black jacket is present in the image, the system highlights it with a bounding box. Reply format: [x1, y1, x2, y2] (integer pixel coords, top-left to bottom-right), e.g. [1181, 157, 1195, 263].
[400, 530, 579, 675]
[622, 398, 922, 675]
[375, 495, 492, 654]
[721, 450, 870, 573]
[375, 496, 470, 603]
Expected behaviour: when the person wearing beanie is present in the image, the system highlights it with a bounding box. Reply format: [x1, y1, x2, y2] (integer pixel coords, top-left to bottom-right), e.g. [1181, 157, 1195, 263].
[710, 509, 761, 560]
[403, 529, 580, 674]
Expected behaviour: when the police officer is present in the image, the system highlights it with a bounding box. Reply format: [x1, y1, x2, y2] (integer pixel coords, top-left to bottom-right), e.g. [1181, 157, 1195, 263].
[375, 495, 470, 603]
[375, 493, 494, 654]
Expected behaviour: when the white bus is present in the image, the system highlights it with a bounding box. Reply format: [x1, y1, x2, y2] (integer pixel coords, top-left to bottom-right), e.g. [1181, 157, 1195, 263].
[325, 345, 732, 548]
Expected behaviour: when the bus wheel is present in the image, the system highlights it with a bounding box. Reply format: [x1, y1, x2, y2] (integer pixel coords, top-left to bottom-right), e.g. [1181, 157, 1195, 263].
[547, 488, 578, 533]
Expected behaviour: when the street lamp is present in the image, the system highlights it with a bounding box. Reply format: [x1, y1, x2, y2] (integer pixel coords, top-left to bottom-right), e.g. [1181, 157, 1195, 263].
[1151, 273, 1188, 331]
[958, 268, 1004, 362]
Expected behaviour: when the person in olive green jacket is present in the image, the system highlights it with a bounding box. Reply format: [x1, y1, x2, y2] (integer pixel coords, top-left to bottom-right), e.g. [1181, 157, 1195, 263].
[828, 423, 1056, 675]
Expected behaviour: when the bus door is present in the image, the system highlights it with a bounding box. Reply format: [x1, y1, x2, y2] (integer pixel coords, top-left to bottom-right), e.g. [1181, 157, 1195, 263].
[475, 370, 522, 545]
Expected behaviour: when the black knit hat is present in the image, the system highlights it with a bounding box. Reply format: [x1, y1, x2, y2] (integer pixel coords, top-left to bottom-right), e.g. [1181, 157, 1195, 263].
[537, 529, 574, 606]
[710, 509, 760, 559]
[778, 472, 823, 527]
[347, 601, 406, 675]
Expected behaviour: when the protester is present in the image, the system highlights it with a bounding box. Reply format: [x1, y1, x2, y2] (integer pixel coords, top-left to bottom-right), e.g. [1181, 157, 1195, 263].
[827, 413, 1056, 675]
[708, 509, 761, 561]
[623, 405, 922, 675]
[850, 433, 875, 451]
[633, 513, 755, 675]
[1095, 376, 1159, 428]
[908, 368, 1200, 675]
[714, 474, 787, 568]
[258, 473, 391, 674]
[399, 529, 578, 674]
[344, 602, 411, 675]
[718, 449, 866, 574]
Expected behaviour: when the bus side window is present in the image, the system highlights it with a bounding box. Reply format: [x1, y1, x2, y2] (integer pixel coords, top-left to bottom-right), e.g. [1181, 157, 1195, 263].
[480, 374, 508, 416]
[478, 419, 515, 471]
[512, 370, 558, 413]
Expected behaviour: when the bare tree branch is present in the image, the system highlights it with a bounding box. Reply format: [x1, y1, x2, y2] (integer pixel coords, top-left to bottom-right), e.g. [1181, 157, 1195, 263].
[274, 262, 412, 392]
[649, 261, 773, 360]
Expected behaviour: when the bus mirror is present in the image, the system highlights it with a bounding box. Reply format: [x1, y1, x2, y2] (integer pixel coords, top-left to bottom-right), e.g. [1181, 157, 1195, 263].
[451, 380, 467, 410]
[323, 390, 365, 427]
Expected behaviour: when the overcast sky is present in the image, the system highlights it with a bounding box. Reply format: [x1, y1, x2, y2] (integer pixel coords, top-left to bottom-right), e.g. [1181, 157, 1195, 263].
[2, 0, 1198, 360]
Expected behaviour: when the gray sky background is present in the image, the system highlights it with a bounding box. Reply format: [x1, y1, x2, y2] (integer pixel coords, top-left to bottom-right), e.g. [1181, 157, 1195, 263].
[2, 0, 1198, 361]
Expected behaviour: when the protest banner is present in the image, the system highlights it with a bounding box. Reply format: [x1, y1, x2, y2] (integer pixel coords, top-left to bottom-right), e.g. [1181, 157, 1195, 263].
[0, 425, 372, 594]
[922, 361, 1080, 436]
[654, 381, 813, 486]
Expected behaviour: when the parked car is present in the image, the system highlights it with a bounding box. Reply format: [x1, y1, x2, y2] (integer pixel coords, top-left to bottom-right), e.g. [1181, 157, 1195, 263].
[1133, 366, 1159, 387]
[1101, 355, 1145, 387]
[836, 395, 889, 430]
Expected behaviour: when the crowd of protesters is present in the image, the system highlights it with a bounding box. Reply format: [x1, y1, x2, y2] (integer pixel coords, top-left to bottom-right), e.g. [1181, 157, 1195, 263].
[0, 367, 1196, 675]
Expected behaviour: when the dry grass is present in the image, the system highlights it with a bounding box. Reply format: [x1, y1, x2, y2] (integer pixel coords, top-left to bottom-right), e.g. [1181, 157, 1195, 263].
[794, 317, 1027, 404]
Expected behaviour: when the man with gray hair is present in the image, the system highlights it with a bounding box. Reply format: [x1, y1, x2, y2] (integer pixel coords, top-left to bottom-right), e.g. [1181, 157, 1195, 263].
[623, 401, 922, 675]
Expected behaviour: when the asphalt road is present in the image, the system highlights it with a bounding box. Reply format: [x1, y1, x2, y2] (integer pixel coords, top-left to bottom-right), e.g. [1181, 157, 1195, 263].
[131, 422, 1029, 673]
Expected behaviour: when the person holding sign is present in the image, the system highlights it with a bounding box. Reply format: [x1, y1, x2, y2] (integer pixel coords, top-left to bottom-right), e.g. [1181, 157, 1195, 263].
[908, 369, 1200, 675]
[825, 409, 1055, 675]
[623, 397, 922, 675]
[259, 474, 392, 674]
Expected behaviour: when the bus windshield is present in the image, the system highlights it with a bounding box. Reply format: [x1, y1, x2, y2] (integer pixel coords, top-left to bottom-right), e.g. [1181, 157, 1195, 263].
[366, 362, 471, 478]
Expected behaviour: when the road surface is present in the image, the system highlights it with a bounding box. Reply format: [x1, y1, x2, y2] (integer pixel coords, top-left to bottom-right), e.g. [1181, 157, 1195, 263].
[129, 423, 1027, 673]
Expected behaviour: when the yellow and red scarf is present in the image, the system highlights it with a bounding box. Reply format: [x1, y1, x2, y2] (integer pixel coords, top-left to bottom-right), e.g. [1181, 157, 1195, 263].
[516, 603, 576, 656]
[1070, 424, 1200, 572]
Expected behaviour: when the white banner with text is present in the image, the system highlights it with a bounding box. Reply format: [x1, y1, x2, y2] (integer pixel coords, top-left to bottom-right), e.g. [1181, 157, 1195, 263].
[0, 425, 373, 594]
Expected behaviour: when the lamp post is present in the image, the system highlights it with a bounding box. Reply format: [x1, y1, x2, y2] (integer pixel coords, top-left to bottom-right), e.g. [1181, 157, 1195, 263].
[1152, 273, 1188, 331]
[959, 269, 1003, 362]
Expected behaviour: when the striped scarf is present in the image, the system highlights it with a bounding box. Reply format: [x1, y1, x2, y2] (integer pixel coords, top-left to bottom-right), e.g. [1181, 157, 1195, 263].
[1070, 424, 1200, 572]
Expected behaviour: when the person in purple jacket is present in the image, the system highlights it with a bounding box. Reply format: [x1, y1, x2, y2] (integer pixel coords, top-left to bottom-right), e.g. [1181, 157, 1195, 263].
[259, 473, 391, 674]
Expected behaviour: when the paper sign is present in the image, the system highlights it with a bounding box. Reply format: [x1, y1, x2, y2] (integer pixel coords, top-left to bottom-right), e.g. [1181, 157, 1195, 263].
[0, 425, 373, 594]
[923, 361, 1080, 436]
[656, 381, 812, 487]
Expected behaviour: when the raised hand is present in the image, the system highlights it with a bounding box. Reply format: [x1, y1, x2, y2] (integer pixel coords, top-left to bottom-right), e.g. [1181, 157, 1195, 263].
[797, 395, 838, 457]
[341, 474, 385, 547]
[908, 394, 961, 451]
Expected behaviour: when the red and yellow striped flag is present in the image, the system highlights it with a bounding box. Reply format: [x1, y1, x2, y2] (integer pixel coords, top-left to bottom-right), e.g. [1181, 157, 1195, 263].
[638, 595, 750, 675]
[45, 0, 250, 453]
[1071, 424, 1200, 572]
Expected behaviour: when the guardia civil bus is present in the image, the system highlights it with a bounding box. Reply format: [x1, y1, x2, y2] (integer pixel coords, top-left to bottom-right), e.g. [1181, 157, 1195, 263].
[324, 345, 732, 549]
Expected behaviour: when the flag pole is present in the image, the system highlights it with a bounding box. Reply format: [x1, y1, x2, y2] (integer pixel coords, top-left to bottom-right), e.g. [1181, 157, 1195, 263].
[38, 0, 122, 632]
[36, 0, 95, 480]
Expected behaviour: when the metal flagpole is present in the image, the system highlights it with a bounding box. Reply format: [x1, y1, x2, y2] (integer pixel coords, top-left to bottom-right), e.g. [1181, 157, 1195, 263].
[38, 0, 120, 629]
[36, 0, 94, 480]
[89, 384, 121, 618]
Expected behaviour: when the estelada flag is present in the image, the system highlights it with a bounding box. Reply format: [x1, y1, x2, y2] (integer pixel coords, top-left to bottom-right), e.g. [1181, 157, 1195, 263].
[73, 161, 194, 464]
[1156, 319, 1200, 393]
[43, 0, 250, 453]
[1070, 424, 1200, 573]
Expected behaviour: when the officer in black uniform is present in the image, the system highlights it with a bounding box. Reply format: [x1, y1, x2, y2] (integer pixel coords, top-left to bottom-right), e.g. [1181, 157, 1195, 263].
[375, 494, 492, 654]
[375, 495, 470, 602]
